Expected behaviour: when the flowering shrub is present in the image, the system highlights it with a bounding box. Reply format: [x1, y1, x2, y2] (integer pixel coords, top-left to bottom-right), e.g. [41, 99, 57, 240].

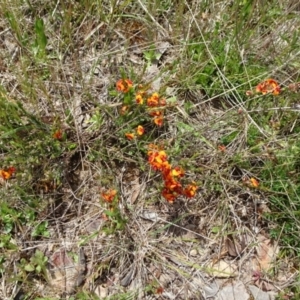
[116, 79, 168, 138]
[113, 78, 198, 203]
[147, 145, 197, 203]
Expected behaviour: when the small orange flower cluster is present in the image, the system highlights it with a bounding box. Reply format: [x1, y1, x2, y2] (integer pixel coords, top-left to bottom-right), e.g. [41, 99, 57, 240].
[246, 78, 280, 96]
[116, 79, 133, 93]
[0, 167, 16, 180]
[147, 145, 197, 203]
[101, 189, 117, 203]
[146, 92, 166, 127]
[116, 79, 168, 140]
[125, 125, 145, 140]
[132, 89, 167, 128]
[256, 79, 280, 95]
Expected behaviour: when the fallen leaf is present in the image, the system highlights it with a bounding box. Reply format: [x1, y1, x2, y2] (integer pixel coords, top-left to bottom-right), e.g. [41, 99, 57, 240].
[225, 235, 242, 257]
[208, 260, 237, 278]
[255, 235, 279, 273]
[47, 248, 86, 294]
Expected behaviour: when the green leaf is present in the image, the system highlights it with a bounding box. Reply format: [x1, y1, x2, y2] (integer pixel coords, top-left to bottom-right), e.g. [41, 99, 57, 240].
[36, 264, 42, 273]
[35, 18, 47, 50]
[24, 263, 35, 272]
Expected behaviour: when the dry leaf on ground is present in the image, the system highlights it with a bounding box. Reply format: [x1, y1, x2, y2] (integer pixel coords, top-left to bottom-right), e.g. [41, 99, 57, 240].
[225, 235, 242, 257]
[208, 260, 237, 278]
[254, 235, 279, 273]
[46, 248, 86, 294]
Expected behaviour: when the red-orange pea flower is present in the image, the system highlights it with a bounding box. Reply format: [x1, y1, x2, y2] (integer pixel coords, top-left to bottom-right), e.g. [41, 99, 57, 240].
[148, 150, 168, 171]
[183, 184, 198, 198]
[0, 167, 16, 180]
[147, 93, 160, 107]
[154, 116, 164, 126]
[125, 133, 135, 140]
[164, 177, 182, 193]
[249, 177, 259, 188]
[135, 93, 144, 105]
[256, 79, 280, 95]
[162, 188, 178, 203]
[136, 125, 145, 136]
[149, 110, 162, 117]
[116, 79, 133, 93]
[170, 166, 185, 178]
[162, 168, 183, 194]
[102, 189, 117, 203]
[53, 129, 63, 140]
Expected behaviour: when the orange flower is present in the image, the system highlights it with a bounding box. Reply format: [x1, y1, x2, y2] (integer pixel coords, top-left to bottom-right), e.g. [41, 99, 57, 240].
[102, 189, 117, 203]
[149, 110, 162, 117]
[136, 125, 145, 136]
[0, 167, 16, 180]
[164, 177, 182, 193]
[53, 129, 63, 140]
[125, 133, 135, 140]
[162, 170, 182, 194]
[116, 79, 133, 93]
[183, 184, 198, 198]
[147, 93, 160, 107]
[162, 188, 178, 203]
[249, 178, 259, 188]
[148, 150, 168, 171]
[154, 116, 164, 126]
[135, 93, 144, 105]
[170, 166, 185, 178]
[256, 79, 280, 95]
[147, 145, 197, 202]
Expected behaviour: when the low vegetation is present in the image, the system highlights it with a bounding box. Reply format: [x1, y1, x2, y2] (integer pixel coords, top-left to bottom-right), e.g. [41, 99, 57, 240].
[0, 0, 300, 299]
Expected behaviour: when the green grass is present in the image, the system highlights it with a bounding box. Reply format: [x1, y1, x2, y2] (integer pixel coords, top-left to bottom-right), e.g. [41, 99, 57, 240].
[1, 0, 300, 299]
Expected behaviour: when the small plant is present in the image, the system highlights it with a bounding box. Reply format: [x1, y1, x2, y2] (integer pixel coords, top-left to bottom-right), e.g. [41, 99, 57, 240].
[32, 18, 48, 59]
[19, 249, 48, 277]
[115, 78, 198, 203]
[101, 189, 127, 233]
